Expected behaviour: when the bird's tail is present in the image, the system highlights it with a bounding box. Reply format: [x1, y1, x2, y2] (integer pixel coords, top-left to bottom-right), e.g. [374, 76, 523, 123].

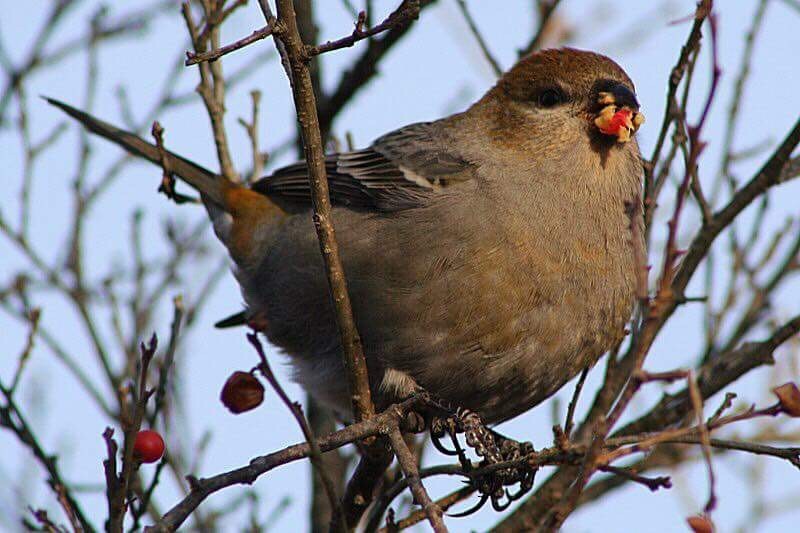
[45, 97, 228, 208]
[46, 97, 286, 267]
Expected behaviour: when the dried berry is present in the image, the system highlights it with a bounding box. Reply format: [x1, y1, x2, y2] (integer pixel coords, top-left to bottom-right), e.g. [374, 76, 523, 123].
[220, 371, 265, 414]
[773, 382, 800, 417]
[133, 430, 165, 463]
[686, 514, 714, 533]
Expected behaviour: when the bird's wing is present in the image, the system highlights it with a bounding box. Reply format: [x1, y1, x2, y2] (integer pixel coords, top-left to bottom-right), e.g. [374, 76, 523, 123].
[252, 122, 476, 212]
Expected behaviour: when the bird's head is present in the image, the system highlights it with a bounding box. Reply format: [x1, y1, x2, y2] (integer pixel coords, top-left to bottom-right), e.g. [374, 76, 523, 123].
[473, 48, 644, 163]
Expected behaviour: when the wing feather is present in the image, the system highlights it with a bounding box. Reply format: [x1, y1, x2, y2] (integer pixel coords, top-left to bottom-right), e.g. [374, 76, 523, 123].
[252, 121, 474, 212]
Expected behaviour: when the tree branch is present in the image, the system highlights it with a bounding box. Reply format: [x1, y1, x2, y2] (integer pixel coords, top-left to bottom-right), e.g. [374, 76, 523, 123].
[270, 0, 375, 423]
[306, 0, 421, 56]
[146, 397, 420, 531]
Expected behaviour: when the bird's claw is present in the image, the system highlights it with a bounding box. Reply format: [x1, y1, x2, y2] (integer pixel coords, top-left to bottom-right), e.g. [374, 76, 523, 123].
[447, 493, 489, 518]
[408, 391, 538, 518]
[468, 432, 537, 515]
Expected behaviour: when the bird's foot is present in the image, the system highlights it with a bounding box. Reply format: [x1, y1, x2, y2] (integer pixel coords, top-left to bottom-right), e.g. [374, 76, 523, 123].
[403, 391, 537, 515]
[400, 391, 496, 467]
[449, 431, 537, 515]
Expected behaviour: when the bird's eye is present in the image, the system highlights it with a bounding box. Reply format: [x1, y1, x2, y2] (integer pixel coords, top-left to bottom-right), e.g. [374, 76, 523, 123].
[538, 88, 565, 108]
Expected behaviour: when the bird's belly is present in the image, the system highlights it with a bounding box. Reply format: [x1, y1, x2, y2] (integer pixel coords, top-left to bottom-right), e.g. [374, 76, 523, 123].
[247, 208, 634, 424]
[398, 296, 628, 424]
[282, 293, 627, 424]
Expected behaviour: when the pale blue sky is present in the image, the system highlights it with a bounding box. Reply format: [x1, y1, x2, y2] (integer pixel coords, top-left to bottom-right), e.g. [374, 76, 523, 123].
[2, 1, 800, 531]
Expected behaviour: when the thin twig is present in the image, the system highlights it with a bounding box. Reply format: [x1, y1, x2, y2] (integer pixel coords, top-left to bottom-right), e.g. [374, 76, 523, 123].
[185, 19, 277, 65]
[454, 0, 502, 77]
[9, 307, 40, 393]
[181, 1, 239, 183]
[644, 0, 712, 227]
[687, 371, 716, 513]
[238, 90, 266, 184]
[317, 0, 438, 139]
[564, 366, 590, 438]
[519, 0, 563, 56]
[106, 336, 159, 533]
[337, 441, 393, 529]
[387, 427, 448, 532]
[0, 381, 96, 532]
[306, 0, 421, 56]
[597, 465, 672, 492]
[246, 334, 346, 533]
[380, 486, 474, 532]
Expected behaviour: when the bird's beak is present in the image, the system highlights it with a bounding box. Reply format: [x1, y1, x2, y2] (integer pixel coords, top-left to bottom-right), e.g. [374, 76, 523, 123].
[593, 84, 644, 143]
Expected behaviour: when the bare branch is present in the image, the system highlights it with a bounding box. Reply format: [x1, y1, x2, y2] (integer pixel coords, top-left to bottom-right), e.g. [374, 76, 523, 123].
[185, 19, 277, 65]
[146, 397, 422, 531]
[0, 379, 96, 532]
[317, 0, 438, 139]
[673, 115, 800, 294]
[519, 0, 563, 56]
[269, 0, 375, 422]
[454, 0, 502, 77]
[387, 427, 448, 532]
[306, 0, 421, 56]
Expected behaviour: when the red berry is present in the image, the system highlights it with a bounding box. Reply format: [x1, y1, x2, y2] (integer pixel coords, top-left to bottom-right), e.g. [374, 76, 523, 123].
[133, 430, 165, 463]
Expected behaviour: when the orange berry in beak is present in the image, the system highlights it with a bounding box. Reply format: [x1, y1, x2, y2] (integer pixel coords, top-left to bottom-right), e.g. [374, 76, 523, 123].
[594, 106, 644, 143]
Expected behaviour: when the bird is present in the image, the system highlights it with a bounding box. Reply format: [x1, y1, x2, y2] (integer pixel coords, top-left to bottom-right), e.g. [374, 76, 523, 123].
[48, 47, 645, 426]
